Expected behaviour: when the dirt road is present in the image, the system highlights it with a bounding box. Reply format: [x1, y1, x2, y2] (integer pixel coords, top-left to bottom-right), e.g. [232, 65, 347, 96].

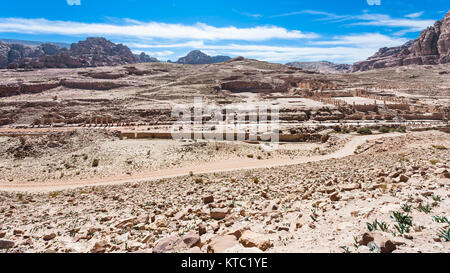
[0, 133, 403, 192]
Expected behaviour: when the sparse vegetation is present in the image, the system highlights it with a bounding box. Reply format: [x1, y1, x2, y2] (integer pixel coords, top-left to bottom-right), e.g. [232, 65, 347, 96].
[417, 203, 432, 214]
[401, 203, 411, 213]
[378, 126, 390, 133]
[194, 178, 204, 184]
[366, 219, 389, 232]
[391, 211, 412, 234]
[438, 227, 450, 241]
[357, 127, 372, 135]
[429, 159, 440, 165]
[432, 145, 447, 150]
[92, 159, 99, 167]
[432, 216, 449, 224]
[310, 209, 318, 222]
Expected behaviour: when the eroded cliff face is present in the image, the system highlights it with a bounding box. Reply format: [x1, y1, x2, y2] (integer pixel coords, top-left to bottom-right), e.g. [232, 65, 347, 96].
[352, 10, 450, 72]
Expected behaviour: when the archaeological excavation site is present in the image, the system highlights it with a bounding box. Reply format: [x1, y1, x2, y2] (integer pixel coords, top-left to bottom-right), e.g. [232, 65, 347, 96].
[0, 2, 449, 259]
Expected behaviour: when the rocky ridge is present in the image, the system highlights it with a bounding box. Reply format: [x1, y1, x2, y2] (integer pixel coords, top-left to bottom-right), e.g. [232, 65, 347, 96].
[176, 50, 231, 64]
[0, 37, 159, 69]
[286, 61, 351, 74]
[352, 10, 450, 72]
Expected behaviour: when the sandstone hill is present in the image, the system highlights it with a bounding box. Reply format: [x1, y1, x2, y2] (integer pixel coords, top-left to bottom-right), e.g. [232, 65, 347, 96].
[352, 10, 450, 72]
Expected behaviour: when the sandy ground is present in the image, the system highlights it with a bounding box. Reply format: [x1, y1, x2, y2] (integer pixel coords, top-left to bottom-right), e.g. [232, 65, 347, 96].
[0, 132, 390, 192]
[0, 128, 350, 191]
[0, 130, 448, 253]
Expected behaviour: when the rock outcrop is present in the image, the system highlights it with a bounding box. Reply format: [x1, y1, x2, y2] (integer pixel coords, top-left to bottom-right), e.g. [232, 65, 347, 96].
[136, 52, 159, 63]
[286, 61, 351, 74]
[1, 37, 159, 69]
[176, 50, 231, 64]
[352, 10, 450, 72]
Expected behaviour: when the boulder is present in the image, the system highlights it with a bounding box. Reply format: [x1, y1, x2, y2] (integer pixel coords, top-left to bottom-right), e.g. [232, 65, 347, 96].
[210, 208, 228, 220]
[207, 235, 239, 253]
[0, 239, 14, 249]
[239, 230, 272, 251]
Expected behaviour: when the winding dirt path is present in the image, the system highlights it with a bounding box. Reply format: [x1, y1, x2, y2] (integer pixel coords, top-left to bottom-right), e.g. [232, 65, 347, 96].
[0, 133, 403, 193]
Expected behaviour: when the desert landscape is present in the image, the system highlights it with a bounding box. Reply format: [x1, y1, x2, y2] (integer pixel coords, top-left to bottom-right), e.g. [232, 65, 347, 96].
[0, 5, 449, 255]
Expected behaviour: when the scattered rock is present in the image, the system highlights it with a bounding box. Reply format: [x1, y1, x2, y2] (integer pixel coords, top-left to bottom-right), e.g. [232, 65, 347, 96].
[210, 208, 228, 220]
[207, 235, 239, 253]
[239, 230, 272, 251]
[0, 239, 14, 249]
[43, 233, 56, 241]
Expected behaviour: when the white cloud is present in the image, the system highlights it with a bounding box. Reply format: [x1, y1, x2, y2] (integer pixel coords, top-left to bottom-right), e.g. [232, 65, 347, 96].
[270, 10, 347, 21]
[128, 38, 400, 64]
[132, 50, 174, 58]
[232, 9, 262, 18]
[129, 41, 205, 49]
[310, 33, 407, 48]
[366, 0, 381, 6]
[352, 13, 434, 32]
[405, 11, 424, 19]
[271, 10, 435, 34]
[0, 18, 318, 41]
[217, 45, 377, 63]
[66, 0, 81, 6]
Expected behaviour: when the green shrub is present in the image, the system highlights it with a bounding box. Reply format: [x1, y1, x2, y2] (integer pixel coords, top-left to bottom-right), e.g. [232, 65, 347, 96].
[92, 159, 99, 167]
[432, 145, 447, 150]
[357, 127, 372, 135]
[378, 126, 390, 133]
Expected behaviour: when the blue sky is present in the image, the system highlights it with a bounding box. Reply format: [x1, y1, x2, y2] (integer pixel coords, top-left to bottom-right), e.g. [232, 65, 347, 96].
[0, 0, 448, 63]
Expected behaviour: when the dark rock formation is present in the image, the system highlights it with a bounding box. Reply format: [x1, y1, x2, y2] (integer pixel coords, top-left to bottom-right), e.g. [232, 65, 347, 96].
[352, 10, 450, 72]
[0, 37, 159, 69]
[176, 50, 231, 64]
[0, 42, 8, 67]
[286, 61, 351, 74]
[136, 52, 159, 63]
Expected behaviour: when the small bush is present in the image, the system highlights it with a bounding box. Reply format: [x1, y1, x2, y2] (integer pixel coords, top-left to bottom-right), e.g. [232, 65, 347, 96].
[378, 126, 390, 133]
[92, 159, 99, 167]
[194, 178, 204, 184]
[432, 145, 447, 150]
[430, 159, 440, 165]
[357, 127, 372, 135]
[19, 137, 26, 146]
[247, 154, 254, 158]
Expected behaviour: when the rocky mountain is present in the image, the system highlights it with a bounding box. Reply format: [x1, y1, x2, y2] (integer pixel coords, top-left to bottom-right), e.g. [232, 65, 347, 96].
[137, 52, 159, 63]
[352, 10, 450, 72]
[286, 61, 351, 74]
[0, 37, 159, 69]
[176, 50, 231, 64]
[0, 38, 70, 48]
